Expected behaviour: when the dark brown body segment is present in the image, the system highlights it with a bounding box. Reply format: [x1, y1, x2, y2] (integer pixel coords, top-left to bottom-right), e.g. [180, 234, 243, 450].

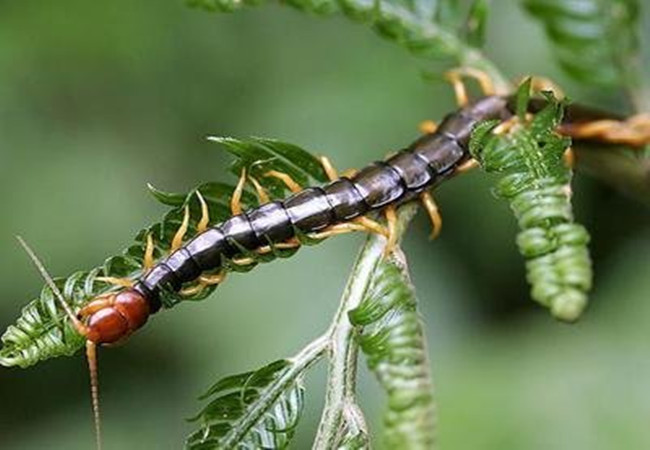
[135, 96, 512, 306]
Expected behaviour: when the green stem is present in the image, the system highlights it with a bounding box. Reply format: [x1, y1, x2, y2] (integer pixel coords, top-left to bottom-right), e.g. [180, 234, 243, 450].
[313, 204, 418, 449]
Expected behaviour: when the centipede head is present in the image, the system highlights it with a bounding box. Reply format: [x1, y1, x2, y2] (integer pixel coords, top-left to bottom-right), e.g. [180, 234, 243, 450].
[79, 289, 151, 345]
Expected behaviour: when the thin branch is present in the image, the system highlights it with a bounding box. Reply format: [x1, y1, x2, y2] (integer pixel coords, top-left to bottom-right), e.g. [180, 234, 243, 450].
[313, 204, 419, 449]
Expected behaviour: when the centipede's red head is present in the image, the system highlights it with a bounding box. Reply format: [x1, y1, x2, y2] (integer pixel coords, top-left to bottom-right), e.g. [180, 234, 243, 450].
[80, 289, 150, 344]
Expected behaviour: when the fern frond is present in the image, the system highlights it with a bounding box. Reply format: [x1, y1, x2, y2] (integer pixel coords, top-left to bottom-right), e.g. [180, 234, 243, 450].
[349, 253, 436, 448]
[470, 83, 593, 322]
[186, 360, 305, 449]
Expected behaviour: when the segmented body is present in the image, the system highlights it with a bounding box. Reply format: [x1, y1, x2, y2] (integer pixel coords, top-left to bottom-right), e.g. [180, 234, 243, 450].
[96, 95, 514, 343]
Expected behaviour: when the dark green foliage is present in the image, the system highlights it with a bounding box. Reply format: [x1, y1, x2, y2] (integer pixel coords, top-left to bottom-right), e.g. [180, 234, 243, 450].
[523, 0, 640, 86]
[470, 85, 593, 322]
[0, 138, 328, 368]
[186, 359, 305, 450]
[349, 256, 436, 448]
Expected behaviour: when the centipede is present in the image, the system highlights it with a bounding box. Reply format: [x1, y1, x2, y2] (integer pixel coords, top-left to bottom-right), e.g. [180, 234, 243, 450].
[3, 74, 650, 449]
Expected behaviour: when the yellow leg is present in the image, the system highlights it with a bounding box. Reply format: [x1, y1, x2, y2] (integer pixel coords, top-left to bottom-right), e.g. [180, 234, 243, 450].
[78, 295, 116, 318]
[308, 222, 370, 240]
[455, 158, 480, 174]
[340, 168, 359, 178]
[445, 68, 497, 106]
[354, 216, 390, 237]
[384, 206, 398, 256]
[563, 147, 576, 169]
[231, 255, 257, 266]
[463, 67, 496, 96]
[179, 284, 203, 297]
[94, 276, 134, 288]
[559, 114, 650, 148]
[143, 233, 155, 271]
[180, 271, 228, 297]
[171, 205, 190, 252]
[421, 191, 442, 240]
[315, 156, 391, 242]
[320, 155, 358, 179]
[265, 170, 303, 193]
[199, 272, 227, 285]
[249, 175, 270, 204]
[419, 120, 438, 134]
[527, 75, 565, 99]
[196, 191, 210, 233]
[274, 237, 301, 249]
[446, 70, 469, 107]
[320, 156, 339, 182]
[256, 237, 301, 255]
[628, 114, 650, 146]
[308, 217, 389, 241]
[492, 116, 519, 135]
[256, 245, 272, 255]
[231, 168, 247, 216]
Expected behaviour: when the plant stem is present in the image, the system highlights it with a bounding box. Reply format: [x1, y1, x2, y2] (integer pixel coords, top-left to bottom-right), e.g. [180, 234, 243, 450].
[313, 205, 418, 449]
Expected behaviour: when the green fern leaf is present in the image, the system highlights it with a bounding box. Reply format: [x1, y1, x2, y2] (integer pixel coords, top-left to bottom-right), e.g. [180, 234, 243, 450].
[523, 0, 640, 86]
[471, 85, 593, 322]
[348, 256, 436, 449]
[185, 360, 305, 450]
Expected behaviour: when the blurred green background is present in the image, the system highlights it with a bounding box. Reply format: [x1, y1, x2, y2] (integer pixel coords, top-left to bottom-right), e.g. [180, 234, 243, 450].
[1, 1, 649, 449]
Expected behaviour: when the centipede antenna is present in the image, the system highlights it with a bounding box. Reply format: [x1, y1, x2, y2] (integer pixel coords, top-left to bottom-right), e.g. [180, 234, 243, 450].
[16, 236, 102, 448]
[16, 236, 87, 334]
[86, 340, 103, 450]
